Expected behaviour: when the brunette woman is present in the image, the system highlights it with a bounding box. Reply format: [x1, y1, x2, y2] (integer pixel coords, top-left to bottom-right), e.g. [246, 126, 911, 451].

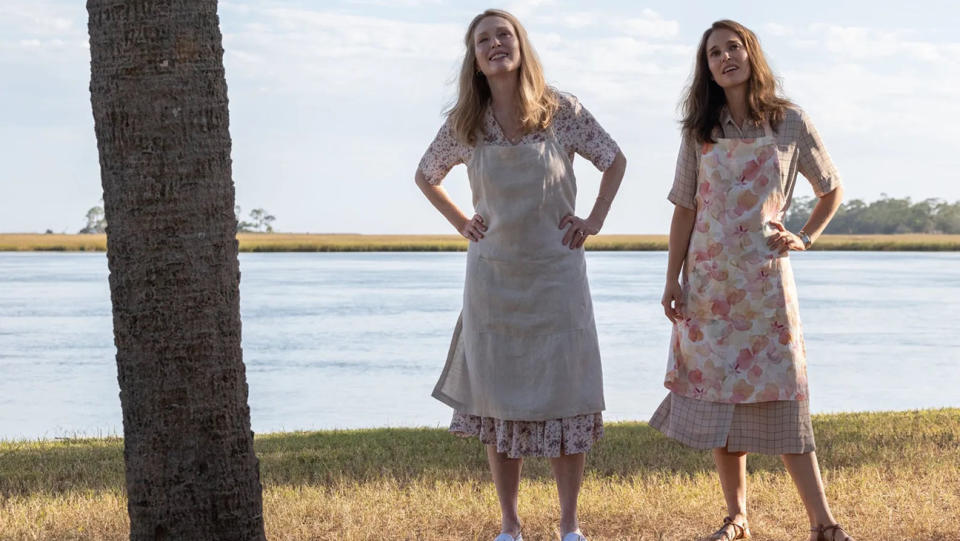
[650, 19, 854, 541]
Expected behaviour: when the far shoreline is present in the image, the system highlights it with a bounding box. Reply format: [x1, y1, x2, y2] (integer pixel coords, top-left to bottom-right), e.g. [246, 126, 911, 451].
[2, 233, 960, 252]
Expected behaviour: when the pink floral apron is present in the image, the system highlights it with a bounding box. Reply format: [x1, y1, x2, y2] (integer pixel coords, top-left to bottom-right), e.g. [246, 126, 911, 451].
[664, 123, 808, 404]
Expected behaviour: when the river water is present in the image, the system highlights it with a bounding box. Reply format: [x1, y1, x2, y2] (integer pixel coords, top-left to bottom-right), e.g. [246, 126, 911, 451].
[0, 251, 957, 440]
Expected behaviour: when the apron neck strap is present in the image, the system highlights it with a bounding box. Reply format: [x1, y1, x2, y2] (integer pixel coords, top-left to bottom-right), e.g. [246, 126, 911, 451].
[545, 123, 558, 143]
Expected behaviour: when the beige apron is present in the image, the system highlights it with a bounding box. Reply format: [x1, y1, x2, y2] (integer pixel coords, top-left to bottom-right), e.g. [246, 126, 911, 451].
[432, 127, 605, 421]
[664, 123, 809, 404]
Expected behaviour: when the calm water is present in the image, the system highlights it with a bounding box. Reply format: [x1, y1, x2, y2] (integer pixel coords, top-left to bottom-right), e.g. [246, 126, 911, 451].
[0, 251, 958, 440]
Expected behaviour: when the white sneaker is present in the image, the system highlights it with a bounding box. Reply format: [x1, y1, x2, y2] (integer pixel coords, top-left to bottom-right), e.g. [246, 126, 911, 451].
[561, 533, 586, 541]
[494, 534, 522, 541]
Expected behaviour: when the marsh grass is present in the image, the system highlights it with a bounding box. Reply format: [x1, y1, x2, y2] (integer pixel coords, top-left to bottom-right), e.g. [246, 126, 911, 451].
[1, 410, 958, 540]
[3, 233, 960, 252]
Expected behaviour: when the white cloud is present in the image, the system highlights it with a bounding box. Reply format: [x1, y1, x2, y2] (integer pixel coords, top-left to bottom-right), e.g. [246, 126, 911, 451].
[221, 6, 464, 98]
[529, 8, 680, 39]
[0, 1, 87, 63]
[762, 22, 793, 38]
[613, 9, 680, 40]
[504, 0, 558, 19]
[532, 12, 599, 30]
[798, 24, 960, 64]
[0, 2, 77, 35]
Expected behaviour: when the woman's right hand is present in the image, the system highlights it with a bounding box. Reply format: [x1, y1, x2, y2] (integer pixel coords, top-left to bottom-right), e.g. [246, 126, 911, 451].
[459, 213, 487, 242]
[661, 280, 684, 323]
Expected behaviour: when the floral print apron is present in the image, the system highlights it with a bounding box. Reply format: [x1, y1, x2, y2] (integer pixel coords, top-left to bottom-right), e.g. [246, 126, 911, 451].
[665, 123, 808, 404]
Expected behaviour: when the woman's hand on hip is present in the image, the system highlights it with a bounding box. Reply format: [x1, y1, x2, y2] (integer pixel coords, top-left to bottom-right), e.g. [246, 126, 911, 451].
[459, 213, 487, 242]
[559, 214, 600, 249]
[768, 221, 805, 254]
[661, 280, 684, 323]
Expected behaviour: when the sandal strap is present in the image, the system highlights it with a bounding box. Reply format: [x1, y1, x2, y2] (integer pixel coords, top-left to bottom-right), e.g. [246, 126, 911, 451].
[811, 523, 849, 541]
[714, 517, 747, 540]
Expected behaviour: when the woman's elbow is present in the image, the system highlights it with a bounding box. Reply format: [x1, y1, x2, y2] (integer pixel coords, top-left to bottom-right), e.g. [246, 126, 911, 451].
[614, 151, 627, 173]
[414, 168, 430, 189]
[821, 184, 844, 209]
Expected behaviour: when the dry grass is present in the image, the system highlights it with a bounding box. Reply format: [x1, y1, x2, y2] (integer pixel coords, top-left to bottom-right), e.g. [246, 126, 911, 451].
[0, 234, 108, 252]
[3, 233, 960, 252]
[1, 409, 958, 540]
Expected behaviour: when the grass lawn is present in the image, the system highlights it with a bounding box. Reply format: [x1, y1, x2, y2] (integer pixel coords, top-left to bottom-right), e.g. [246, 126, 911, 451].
[1, 409, 958, 540]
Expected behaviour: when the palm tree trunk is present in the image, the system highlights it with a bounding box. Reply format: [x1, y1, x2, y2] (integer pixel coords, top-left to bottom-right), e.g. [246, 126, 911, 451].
[87, 1, 266, 539]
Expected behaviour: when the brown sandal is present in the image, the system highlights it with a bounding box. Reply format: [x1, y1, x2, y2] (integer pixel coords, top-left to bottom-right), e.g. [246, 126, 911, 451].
[811, 523, 853, 541]
[706, 516, 750, 540]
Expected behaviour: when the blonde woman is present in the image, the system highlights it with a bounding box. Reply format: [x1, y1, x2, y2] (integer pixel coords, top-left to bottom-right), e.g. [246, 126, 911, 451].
[416, 9, 626, 541]
[650, 19, 854, 541]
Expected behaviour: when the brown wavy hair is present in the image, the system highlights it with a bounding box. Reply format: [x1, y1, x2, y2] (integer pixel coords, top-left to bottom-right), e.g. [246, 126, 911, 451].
[446, 9, 558, 146]
[681, 19, 793, 144]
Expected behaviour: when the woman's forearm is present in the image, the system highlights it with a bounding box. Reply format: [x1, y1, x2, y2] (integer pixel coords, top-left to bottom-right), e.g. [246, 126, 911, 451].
[801, 185, 844, 243]
[586, 151, 627, 226]
[415, 168, 470, 232]
[666, 205, 697, 281]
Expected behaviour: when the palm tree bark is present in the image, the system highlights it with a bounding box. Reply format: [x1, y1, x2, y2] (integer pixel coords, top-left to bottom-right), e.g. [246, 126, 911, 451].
[87, 1, 266, 539]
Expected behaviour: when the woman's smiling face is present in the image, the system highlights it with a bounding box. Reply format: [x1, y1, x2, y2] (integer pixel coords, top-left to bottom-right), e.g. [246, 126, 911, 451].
[473, 16, 521, 77]
[706, 27, 750, 89]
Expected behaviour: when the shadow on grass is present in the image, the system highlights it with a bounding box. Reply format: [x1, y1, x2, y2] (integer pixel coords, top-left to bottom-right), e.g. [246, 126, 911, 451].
[1, 409, 957, 496]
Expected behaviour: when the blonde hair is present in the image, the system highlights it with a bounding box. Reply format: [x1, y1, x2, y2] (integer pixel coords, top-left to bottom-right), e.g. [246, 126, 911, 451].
[681, 19, 793, 144]
[446, 9, 558, 146]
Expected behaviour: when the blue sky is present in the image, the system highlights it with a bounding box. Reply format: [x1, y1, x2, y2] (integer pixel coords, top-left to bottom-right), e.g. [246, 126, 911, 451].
[1, 1, 958, 234]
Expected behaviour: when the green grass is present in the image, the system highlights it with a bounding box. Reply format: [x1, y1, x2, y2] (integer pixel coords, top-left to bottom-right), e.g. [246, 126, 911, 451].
[2, 409, 959, 540]
[2, 233, 960, 252]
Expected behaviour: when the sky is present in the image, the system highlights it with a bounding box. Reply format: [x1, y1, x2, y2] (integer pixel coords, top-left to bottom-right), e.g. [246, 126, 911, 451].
[1, 1, 958, 234]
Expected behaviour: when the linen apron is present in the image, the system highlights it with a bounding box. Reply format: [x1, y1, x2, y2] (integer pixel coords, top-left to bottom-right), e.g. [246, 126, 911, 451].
[664, 123, 809, 404]
[432, 127, 605, 421]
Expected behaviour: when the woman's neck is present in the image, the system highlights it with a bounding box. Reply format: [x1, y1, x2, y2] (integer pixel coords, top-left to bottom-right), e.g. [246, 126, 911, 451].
[488, 73, 519, 119]
[723, 85, 749, 128]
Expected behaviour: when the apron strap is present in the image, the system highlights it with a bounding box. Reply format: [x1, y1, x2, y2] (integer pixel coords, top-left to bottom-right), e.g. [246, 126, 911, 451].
[545, 123, 559, 144]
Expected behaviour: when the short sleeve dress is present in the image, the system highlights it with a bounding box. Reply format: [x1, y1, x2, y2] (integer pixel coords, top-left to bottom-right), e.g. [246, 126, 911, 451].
[649, 105, 841, 455]
[418, 92, 620, 458]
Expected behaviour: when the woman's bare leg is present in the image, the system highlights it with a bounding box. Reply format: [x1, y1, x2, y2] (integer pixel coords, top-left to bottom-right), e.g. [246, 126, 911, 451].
[550, 452, 586, 536]
[711, 447, 749, 537]
[487, 445, 523, 537]
[782, 451, 853, 540]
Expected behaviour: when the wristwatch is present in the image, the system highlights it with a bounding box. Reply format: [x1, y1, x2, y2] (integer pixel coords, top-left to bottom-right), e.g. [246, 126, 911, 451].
[798, 230, 812, 250]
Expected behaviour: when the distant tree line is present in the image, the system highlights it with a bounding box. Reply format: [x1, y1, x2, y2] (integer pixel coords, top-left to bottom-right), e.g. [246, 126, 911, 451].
[79, 204, 107, 234]
[785, 196, 960, 234]
[234, 206, 275, 233]
[78, 203, 277, 234]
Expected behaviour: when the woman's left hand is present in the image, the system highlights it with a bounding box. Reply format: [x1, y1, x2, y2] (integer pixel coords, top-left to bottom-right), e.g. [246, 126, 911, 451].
[560, 214, 601, 249]
[767, 221, 805, 254]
